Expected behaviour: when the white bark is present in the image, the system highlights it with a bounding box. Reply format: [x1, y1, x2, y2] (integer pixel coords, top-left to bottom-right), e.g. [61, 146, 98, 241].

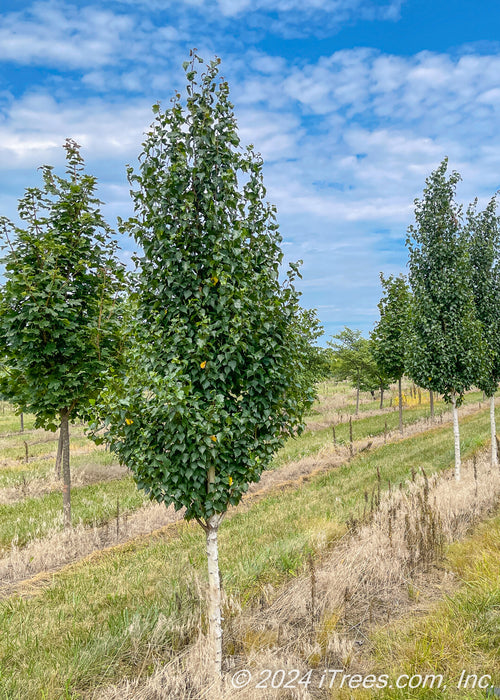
[206, 513, 223, 677]
[60, 409, 71, 527]
[398, 377, 403, 434]
[451, 393, 461, 481]
[490, 394, 498, 468]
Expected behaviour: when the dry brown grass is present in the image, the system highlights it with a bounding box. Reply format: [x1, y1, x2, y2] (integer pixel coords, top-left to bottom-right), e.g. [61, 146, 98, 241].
[96, 451, 500, 700]
[0, 400, 490, 599]
[0, 500, 184, 594]
[0, 462, 128, 504]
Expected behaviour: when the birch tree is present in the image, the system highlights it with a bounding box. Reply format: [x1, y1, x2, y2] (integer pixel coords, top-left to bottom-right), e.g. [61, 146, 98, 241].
[328, 327, 374, 415]
[406, 159, 484, 480]
[466, 196, 500, 467]
[371, 273, 411, 432]
[93, 54, 315, 677]
[0, 140, 126, 526]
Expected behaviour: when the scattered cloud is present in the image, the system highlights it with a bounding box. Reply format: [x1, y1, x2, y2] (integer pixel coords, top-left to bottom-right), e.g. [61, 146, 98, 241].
[1, 0, 499, 336]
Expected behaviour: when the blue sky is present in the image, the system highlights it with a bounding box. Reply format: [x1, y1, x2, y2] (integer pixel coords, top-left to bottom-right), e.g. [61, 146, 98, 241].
[1, 0, 500, 341]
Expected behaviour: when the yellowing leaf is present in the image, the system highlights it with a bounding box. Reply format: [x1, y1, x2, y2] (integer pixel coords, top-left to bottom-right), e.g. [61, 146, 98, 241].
[200, 361, 207, 369]
[125, 418, 133, 425]
[212, 276, 218, 285]
[228, 476, 233, 485]
[210, 435, 217, 442]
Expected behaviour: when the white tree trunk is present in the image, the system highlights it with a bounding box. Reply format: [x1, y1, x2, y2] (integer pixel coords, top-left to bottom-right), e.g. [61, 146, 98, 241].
[206, 513, 223, 678]
[451, 392, 461, 481]
[490, 394, 498, 468]
[398, 377, 403, 434]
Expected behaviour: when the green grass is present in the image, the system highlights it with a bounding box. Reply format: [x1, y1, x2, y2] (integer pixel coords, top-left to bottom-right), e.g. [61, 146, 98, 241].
[0, 405, 497, 698]
[0, 396, 481, 547]
[276, 397, 460, 467]
[0, 434, 91, 464]
[0, 404, 37, 435]
[308, 385, 484, 424]
[0, 449, 119, 489]
[0, 477, 148, 550]
[361, 511, 500, 699]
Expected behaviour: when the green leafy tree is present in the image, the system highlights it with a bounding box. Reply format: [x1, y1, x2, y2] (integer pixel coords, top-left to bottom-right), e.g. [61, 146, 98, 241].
[466, 196, 500, 467]
[371, 273, 411, 432]
[0, 140, 126, 526]
[328, 327, 375, 415]
[406, 158, 485, 480]
[92, 54, 316, 676]
[294, 308, 332, 387]
[363, 348, 392, 409]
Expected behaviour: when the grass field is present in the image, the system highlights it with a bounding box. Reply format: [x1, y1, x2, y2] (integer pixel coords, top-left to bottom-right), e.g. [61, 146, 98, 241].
[365, 511, 500, 699]
[0, 382, 467, 549]
[0, 396, 498, 698]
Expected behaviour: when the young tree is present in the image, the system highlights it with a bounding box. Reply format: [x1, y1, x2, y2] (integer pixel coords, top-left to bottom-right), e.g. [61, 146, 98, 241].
[466, 196, 500, 467]
[328, 327, 374, 415]
[93, 54, 316, 677]
[371, 273, 411, 433]
[0, 140, 126, 526]
[294, 308, 332, 387]
[406, 159, 484, 480]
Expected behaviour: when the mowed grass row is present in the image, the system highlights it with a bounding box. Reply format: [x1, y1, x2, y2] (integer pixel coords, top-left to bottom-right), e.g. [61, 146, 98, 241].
[0, 478, 149, 550]
[353, 511, 500, 699]
[309, 385, 484, 423]
[273, 392, 479, 466]
[0, 407, 496, 699]
[0, 433, 91, 466]
[0, 449, 120, 490]
[0, 394, 480, 548]
[0, 405, 37, 435]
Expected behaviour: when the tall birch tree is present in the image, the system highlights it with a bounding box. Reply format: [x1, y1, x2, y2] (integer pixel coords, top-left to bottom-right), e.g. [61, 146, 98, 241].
[466, 196, 500, 468]
[406, 159, 484, 481]
[93, 54, 315, 677]
[0, 140, 126, 526]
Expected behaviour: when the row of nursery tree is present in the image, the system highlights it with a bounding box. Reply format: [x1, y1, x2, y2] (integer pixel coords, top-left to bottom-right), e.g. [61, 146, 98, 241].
[319, 159, 500, 480]
[0, 52, 498, 676]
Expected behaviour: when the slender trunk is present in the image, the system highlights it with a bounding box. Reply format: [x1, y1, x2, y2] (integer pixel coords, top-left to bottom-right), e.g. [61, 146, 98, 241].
[60, 409, 71, 528]
[206, 513, 223, 678]
[55, 429, 63, 479]
[356, 375, 360, 417]
[20, 413, 24, 433]
[398, 377, 403, 434]
[430, 390, 434, 423]
[490, 394, 498, 469]
[451, 392, 461, 481]
[379, 387, 384, 410]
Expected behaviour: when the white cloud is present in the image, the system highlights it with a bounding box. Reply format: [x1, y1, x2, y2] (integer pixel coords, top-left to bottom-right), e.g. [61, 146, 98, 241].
[0, 93, 151, 169]
[0, 1, 180, 70]
[2, 24, 500, 335]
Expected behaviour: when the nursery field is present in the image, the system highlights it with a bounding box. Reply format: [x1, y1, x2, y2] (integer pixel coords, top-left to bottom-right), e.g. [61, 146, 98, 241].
[0, 384, 498, 699]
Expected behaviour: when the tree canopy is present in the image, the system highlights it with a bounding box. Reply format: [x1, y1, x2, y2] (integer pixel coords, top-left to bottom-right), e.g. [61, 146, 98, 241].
[0, 139, 126, 524]
[92, 53, 317, 673]
[406, 158, 484, 405]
